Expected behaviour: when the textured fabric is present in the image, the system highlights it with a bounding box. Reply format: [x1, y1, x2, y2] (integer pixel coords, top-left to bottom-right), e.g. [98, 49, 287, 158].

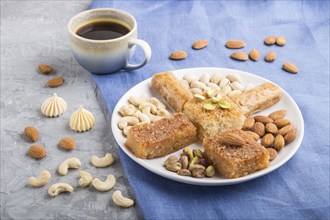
[89, 1, 329, 219]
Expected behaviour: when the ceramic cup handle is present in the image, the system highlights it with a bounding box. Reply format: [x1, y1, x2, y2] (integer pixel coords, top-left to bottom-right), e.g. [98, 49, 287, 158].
[124, 39, 151, 71]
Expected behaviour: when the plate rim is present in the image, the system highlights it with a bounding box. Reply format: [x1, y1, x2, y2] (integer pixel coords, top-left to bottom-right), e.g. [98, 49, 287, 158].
[111, 67, 305, 186]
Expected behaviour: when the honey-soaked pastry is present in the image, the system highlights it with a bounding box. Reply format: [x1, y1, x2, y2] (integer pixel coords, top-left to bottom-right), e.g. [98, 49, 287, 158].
[151, 72, 193, 112]
[232, 82, 282, 117]
[183, 92, 245, 140]
[125, 113, 197, 159]
[203, 130, 269, 179]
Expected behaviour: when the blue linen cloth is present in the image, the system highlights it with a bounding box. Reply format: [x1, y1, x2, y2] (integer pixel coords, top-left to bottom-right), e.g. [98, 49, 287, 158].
[89, 1, 329, 219]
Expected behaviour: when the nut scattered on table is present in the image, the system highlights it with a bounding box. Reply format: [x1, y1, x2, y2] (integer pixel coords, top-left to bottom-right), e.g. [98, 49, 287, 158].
[249, 49, 260, 61]
[58, 137, 76, 151]
[28, 170, 51, 187]
[28, 145, 46, 159]
[264, 36, 276, 45]
[47, 77, 65, 88]
[225, 40, 246, 49]
[169, 51, 187, 60]
[24, 126, 39, 142]
[276, 36, 286, 46]
[192, 40, 208, 50]
[283, 62, 298, 74]
[48, 183, 73, 197]
[265, 51, 277, 62]
[38, 63, 53, 74]
[112, 190, 135, 208]
[231, 52, 249, 61]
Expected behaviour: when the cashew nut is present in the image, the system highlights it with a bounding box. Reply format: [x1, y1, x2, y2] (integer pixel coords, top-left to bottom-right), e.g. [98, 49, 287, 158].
[183, 74, 198, 84]
[150, 97, 166, 109]
[138, 113, 151, 124]
[191, 81, 208, 90]
[48, 183, 73, 197]
[128, 95, 148, 107]
[112, 190, 134, 208]
[28, 170, 51, 187]
[79, 170, 93, 187]
[138, 103, 158, 114]
[142, 107, 163, 122]
[119, 104, 136, 116]
[131, 110, 142, 118]
[92, 175, 116, 191]
[199, 73, 211, 84]
[210, 72, 224, 84]
[91, 153, 114, 168]
[118, 116, 139, 129]
[123, 126, 132, 136]
[58, 157, 81, 176]
[219, 78, 230, 88]
[206, 82, 221, 91]
[157, 109, 171, 117]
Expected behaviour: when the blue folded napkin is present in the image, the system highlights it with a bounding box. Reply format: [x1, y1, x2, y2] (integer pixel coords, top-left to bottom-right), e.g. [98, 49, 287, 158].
[89, 1, 329, 219]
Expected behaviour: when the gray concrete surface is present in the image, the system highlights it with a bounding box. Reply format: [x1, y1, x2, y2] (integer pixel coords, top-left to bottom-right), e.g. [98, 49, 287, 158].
[0, 1, 141, 219]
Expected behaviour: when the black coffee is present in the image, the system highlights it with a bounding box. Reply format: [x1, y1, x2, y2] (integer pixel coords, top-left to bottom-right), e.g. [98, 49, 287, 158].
[76, 21, 130, 40]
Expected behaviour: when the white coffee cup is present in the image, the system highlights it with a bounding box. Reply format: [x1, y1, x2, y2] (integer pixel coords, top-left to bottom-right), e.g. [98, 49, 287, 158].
[68, 8, 151, 74]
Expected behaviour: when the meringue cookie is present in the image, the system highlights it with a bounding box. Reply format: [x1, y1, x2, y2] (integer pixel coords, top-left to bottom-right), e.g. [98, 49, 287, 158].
[69, 105, 94, 132]
[41, 93, 67, 117]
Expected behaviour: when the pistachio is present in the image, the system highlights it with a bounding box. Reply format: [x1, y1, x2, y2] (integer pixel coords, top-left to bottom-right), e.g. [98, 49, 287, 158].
[188, 164, 206, 171]
[179, 156, 189, 169]
[203, 103, 216, 110]
[194, 94, 206, 101]
[205, 165, 215, 177]
[198, 158, 210, 167]
[206, 88, 216, 97]
[177, 169, 191, 176]
[189, 156, 199, 166]
[165, 162, 182, 172]
[218, 101, 231, 109]
[183, 147, 194, 160]
[193, 149, 203, 158]
[191, 168, 205, 178]
[164, 155, 179, 167]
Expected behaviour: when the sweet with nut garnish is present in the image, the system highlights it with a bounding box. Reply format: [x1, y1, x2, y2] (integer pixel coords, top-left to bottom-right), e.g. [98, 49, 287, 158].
[183, 91, 245, 140]
[203, 130, 269, 179]
[125, 113, 197, 159]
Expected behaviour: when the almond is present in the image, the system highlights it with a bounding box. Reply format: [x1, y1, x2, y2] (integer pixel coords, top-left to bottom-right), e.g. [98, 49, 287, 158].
[230, 52, 248, 61]
[225, 40, 246, 49]
[283, 62, 298, 74]
[28, 145, 46, 159]
[273, 134, 285, 151]
[265, 51, 277, 62]
[249, 49, 260, 61]
[39, 64, 53, 74]
[268, 110, 287, 121]
[277, 124, 293, 136]
[274, 119, 291, 128]
[59, 137, 76, 151]
[266, 148, 278, 161]
[192, 40, 208, 50]
[252, 122, 265, 137]
[276, 36, 286, 46]
[221, 132, 245, 146]
[261, 133, 274, 147]
[264, 36, 276, 45]
[47, 77, 64, 88]
[244, 131, 260, 141]
[265, 123, 278, 134]
[284, 127, 297, 144]
[242, 117, 255, 130]
[24, 126, 39, 142]
[169, 51, 187, 60]
[254, 115, 273, 124]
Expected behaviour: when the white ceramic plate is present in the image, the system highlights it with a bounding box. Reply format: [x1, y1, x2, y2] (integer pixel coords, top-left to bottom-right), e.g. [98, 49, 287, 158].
[111, 67, 304, 186]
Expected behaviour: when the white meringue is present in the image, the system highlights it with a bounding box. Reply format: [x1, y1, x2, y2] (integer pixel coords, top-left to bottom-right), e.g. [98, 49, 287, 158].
[41, 93, 67, 117]
[69, 105, 95, 132]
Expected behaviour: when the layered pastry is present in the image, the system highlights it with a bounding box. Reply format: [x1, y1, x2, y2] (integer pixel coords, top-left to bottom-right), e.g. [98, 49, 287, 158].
[232, 82, 282, 117]
[203, 130, 269, 178]
[125, 113, 197, 159]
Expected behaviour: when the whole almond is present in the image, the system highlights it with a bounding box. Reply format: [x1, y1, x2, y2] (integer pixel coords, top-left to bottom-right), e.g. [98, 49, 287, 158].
[249, 49, 260, 61]
[39, 64, 53, 74]
[252, 122, 265, 137]
[59, 137, 76, 151]
[169, 51, 187, 60]
[265, 123, 278, 134]
[242, 117, 255, 130]
[277, 124, 293, 136]
[254, 115, 273, 124]
[192, 40, 208, 49]
[265, 52, 277, 62]
[273, 134, 285, 151]
[283, 62, 298, 74]
[230, 52, 248, 61]
[276, 36, 286, 46]
[225, 40, 246, 49]
[264, 36, 276, 45]
[222, 132, 245, 146]
[274, 119, 291, 128]
[28, 145, 46, 159]
[268, 110, 287, 121]
[266, 148, 278, 161]
[284, 127, 297, 144]
[244, 131, 260, 141]
[261, 133, 274, 147]
[24, 126, 39, 142]
[47, 77, 64, 88]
